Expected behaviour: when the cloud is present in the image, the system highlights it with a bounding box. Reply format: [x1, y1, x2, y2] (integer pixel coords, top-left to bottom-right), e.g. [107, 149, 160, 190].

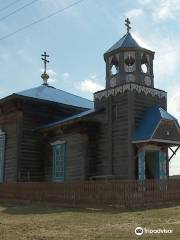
[126, 8, 143, 18]
[153, 0, 180, 20]
[39, 0, 86, 26]
[129, 31, 180, 87]
[138, 0, 152, 5]
[61, 72, 70, 81]
[131, 31, 152, 49]
[168, 93, 180, 175]
[153, 39, 179, 83]
[78, 75, 104, 93]
[40, 68, 57, 83]
[166, 89, 180, 176]
[168, 90, 180, 120]
[138, 0, 180, 20]
[0, 87, 11, 98]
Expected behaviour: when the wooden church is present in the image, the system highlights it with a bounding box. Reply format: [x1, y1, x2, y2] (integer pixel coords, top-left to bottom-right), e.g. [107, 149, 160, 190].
[0, 19, 180, 182]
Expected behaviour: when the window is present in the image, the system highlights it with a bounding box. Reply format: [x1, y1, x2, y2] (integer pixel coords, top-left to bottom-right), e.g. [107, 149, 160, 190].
[124, 52, 136, 72]
[109, 55, 119, 76]
[141, 53, 150, 74]
[52, 141, 66, 181]
[0, 130, 5, 182]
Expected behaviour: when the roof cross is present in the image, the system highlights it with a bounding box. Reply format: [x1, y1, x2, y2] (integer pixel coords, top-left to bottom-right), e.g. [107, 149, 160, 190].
[41, 51, 49, 73]
[125, 18, 131, 33]
[41, 51, 50, 85]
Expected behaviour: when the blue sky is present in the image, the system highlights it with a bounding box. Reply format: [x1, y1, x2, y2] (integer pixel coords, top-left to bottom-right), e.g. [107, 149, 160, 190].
[0, 0, 180, 175]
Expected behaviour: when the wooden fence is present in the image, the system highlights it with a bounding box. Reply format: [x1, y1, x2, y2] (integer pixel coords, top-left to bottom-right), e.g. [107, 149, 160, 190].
[0, 179, 180, 209]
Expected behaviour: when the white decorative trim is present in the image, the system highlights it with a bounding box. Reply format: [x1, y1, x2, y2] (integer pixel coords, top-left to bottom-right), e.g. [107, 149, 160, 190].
[151, 139, 180, 144]
[94, 83, 167, 101]
[51, 140, 66, 146]
[151, 120, 161, 138]
[107, 88, 115, 97]
[132, 138, 180, 145]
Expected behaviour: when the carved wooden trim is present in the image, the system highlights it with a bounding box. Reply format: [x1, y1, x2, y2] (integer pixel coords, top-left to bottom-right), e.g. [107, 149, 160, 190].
[94, 83, 167, 101]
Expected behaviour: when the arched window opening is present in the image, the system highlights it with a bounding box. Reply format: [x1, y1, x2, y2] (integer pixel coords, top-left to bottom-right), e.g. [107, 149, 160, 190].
[110, 56, 119, 76]
[141, 53, 149, 74]
[111, 65, 118, 75]
[141, 64, 148, 73]
[124, 52, 135, 72]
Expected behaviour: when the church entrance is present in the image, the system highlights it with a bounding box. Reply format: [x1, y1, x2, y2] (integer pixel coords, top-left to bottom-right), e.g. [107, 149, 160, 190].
[145, 151, 159, 179]
[138, 147, 167, 180]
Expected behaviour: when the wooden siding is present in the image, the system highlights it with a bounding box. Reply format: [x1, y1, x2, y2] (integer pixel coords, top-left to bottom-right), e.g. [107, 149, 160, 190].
[65, 133, 87, 181]
[94, 93, 130, 178]
[0, 88, 168, 182]
[92, 99, 109, 176]
[20, 112, 43, 181]
[86, 128, 99, 178]
[94, 90, 168, 180]
[44, 132, 88, 181]
[19, 101, 85, 182]
[112, 94, 129, 178]
[0, 109, 23, 182]
[0, 97, 86, 182]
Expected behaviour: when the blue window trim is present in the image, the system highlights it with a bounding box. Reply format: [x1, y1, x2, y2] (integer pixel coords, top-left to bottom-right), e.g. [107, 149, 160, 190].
[138, 150, 145, 180]
[52, 142, 66, 182]
[159, 151, 167, 179]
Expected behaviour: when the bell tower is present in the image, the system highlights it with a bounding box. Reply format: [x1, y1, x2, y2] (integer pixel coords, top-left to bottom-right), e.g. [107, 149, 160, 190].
[104, 18, 155, 88]
[94, 19, 167, 180]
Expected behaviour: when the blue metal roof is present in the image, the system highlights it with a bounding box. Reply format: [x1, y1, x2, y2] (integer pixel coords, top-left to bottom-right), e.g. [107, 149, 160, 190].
[105, 32, 142, 54]
[133, 107, 177, 142]
[41, 109, 96, 129]
[15, 85, 94, 109]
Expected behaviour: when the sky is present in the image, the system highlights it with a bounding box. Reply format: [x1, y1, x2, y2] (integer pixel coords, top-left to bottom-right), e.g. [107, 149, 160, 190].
[0, 0, 180, 175]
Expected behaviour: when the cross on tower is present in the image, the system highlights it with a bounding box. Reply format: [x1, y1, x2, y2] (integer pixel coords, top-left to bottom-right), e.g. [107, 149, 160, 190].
[125, 18, 131, 33]
[41, 51, 49, 74]
[41, 51, 50, 85]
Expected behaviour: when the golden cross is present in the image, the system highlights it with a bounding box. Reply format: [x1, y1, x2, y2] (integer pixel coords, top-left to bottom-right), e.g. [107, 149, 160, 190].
[41, 51, 49, 73]
[125, 18, 131, 33]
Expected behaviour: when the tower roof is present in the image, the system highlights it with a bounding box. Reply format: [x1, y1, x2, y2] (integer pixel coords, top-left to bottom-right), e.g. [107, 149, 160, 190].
[105, 32, 145, 55]
[106, 32, 141, 52]
[105, 18, 154, 57]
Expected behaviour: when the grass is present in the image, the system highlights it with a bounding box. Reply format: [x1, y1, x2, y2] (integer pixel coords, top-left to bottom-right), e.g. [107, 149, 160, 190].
[0, 202, 180, 239]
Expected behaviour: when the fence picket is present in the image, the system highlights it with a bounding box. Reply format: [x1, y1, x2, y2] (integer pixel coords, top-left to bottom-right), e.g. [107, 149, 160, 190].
[0, 179, 180, 209]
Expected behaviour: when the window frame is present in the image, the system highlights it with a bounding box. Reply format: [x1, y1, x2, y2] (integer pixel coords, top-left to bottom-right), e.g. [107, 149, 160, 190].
[51, 140, 66, 182]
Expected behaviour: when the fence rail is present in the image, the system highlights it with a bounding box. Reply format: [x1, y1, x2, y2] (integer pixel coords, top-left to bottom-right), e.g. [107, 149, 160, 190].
[0, 179, 180, 209]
